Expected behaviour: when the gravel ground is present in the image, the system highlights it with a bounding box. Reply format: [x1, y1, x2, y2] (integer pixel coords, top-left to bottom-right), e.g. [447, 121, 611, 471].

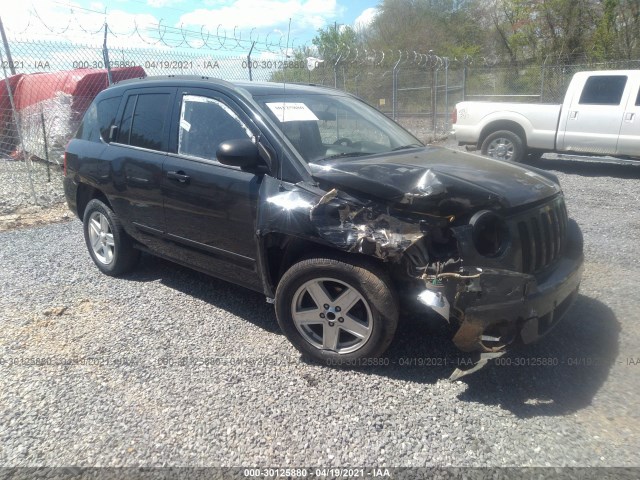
[0, 159, 65, 215]
[0, 150, 639, 468]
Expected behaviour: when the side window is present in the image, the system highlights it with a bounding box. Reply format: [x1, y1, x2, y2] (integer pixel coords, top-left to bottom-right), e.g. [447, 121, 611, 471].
[76, 102, 99, 141]
[97, 97, 121, 142]
[117, 95, 136, 144]
[130, 93, 171, 150]
[178, 95, 254, 161]
[78, 97, 121, 142]
[116, 93, 171, 151]
[579, 76, 627, 105]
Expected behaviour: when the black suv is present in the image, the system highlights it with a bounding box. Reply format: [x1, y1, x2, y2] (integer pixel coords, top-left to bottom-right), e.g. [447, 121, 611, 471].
[64, 76, 584, 371]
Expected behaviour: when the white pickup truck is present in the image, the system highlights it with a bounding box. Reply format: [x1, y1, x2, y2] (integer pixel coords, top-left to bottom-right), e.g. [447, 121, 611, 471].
[453, 70, 640, 163]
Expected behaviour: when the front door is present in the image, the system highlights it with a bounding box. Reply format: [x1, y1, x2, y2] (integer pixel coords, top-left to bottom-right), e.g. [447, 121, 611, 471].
[162, 89, 262, 289]
[558, 74, 629, 155]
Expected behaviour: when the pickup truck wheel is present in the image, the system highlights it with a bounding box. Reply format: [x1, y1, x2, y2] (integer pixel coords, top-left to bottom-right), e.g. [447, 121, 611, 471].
[83, 199, 139, 276]
[481, 130, 524, 163]
[275, 256, 398, 363]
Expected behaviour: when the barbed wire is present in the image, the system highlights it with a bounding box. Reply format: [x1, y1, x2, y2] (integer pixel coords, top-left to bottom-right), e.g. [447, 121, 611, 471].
[3, 3, 524, 69]
[5, 4, 298, 56]
[315, 45, 508, 70]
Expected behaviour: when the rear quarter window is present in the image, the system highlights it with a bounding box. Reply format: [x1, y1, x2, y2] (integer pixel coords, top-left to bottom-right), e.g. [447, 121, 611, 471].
[76, 96, 121, 142]
[97, 97, 121, 141]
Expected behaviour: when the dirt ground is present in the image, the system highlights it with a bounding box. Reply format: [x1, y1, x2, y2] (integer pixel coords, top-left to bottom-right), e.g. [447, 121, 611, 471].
[0, 202, 72, 233]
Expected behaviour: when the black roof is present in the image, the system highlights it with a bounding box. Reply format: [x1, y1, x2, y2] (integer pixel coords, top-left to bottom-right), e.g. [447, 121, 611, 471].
[110, 75, 344, 97]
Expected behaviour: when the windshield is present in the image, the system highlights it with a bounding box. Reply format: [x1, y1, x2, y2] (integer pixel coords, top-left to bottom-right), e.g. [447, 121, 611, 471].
[253, 92, 422, 164]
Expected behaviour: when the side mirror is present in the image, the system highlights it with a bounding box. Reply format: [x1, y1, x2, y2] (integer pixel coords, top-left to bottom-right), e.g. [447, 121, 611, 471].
[217, 139, 264, 171]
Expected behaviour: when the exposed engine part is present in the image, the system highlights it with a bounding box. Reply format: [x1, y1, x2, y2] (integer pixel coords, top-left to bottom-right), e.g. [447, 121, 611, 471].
[417, 288, 450, 320]
[426, 271, 482, 281]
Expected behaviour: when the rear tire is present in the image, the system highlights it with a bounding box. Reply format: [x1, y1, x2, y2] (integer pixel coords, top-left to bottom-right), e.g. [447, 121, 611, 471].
[275, 255, 398, 364]
[83, 198, 139, 276]
[481, 130, 525, 163]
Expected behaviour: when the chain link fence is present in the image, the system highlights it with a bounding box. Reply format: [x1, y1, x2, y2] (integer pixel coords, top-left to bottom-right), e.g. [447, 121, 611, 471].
[1, 29, 637, 213]
[464, 57, 640, 103]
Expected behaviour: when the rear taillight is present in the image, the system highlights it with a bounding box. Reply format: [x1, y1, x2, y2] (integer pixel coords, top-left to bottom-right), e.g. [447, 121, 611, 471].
[451, 107, 457, 125]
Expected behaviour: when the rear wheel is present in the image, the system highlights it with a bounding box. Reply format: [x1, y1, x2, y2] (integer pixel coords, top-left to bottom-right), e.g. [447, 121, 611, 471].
[481, 130, 525, 163]
[275, 256, 398, 363]
[83, 198, 139, 276]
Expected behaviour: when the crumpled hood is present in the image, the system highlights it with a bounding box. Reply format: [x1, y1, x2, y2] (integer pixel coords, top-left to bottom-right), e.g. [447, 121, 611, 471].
[309, 146, 561, 216]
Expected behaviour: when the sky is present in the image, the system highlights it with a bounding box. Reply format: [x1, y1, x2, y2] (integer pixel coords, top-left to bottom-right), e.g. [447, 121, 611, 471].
[0, 0, 381, 52]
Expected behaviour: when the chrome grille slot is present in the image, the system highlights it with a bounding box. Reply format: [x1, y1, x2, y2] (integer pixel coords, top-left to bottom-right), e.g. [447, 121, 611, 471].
[514, 198, 568, 274]
[518, 222, 532, 273]
[541, 210, 552, 265]
[531, 216, 543, 271]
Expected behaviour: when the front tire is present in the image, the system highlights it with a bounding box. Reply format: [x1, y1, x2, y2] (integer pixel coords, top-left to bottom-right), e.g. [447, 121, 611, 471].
[275, 256, 398, 363]
[481, 130, 525, 163]
[83, 198, 139, 276]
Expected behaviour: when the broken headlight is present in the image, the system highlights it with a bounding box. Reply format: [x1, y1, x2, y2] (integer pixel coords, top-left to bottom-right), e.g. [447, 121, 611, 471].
[469, 210, 510, 257]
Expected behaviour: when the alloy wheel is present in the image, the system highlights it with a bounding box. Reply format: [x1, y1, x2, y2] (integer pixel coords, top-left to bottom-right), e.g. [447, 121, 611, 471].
[88, 211, 115, 265]
[291, 277, 373, 354]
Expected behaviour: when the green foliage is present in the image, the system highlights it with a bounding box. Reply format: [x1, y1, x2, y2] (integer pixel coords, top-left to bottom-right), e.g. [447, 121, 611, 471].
[269, 50, 312, 83]
[312, 25, 360, 63]
[592, 0, 618, 60]
[270, 0, 640, 86]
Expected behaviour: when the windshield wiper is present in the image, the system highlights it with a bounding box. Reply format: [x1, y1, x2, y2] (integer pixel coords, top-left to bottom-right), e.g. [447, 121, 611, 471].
[318, 152, 372, 162]
[391, 144, 422, 151]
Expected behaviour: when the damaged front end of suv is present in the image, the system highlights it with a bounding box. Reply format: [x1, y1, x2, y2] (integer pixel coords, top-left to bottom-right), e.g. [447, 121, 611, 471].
[257, 146, 584, 378]
[64, 78, 583, 379]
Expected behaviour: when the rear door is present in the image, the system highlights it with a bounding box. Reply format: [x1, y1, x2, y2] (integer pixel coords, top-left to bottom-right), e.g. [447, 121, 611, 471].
[161, 88, 263, 289]
[616, 78, 640, 157]
[558, 74, 629, 155]
[105, 87, 175, 236]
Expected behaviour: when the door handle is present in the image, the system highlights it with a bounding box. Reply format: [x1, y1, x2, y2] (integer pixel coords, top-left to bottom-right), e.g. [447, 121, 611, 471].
[569, 111, 578, 120]
[625, 112, 635, 122]
[166, 171, 190, 183]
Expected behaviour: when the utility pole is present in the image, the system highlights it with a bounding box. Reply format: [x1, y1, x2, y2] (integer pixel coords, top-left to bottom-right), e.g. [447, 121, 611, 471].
[0, 16, 16, 75]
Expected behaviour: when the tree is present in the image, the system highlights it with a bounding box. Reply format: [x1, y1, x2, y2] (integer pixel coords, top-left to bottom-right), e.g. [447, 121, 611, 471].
[367, 0, 482, 59]
[592, 0, 618, 60]
[312, 24, 360, 64]
[611, 0, 640, 60]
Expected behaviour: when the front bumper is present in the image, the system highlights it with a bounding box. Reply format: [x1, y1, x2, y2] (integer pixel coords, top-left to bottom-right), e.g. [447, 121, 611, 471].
[450, 253, 584, 353]
[421, 218, 584, 354]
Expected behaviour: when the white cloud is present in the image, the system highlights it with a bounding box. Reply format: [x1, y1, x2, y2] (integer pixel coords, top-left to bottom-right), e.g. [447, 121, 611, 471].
[353, 7, 378, 31]
[0, 2, 172, 49]
[179, 0, 338, 31]
[146, 0, 185, 7]
[0, 0, 336, 62]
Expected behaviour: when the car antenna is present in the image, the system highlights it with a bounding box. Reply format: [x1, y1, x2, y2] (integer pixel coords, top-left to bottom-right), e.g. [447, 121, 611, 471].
[278, 18, 292, 191]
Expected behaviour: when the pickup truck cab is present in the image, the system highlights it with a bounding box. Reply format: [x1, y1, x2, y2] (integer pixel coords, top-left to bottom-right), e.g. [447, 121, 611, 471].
[64, 76, 584, 374]
[453, 70, 640, 163]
